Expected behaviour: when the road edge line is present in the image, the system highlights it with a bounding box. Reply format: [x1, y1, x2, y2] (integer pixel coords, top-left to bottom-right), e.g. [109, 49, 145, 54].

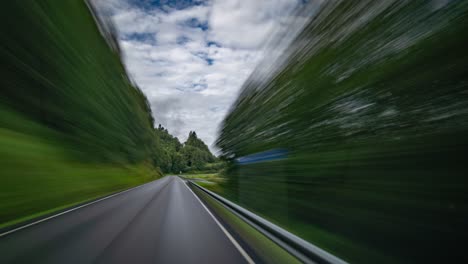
[0, 177, 164, 238]
[181, 178, 255, 264]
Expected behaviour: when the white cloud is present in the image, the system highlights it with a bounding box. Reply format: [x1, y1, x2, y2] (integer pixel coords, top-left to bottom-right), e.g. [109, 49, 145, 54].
[93, 0, 303, 152]
[208, 0, 301, 49]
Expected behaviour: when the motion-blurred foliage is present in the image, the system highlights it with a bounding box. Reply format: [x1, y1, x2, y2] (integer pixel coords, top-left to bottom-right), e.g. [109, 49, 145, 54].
[217, 1, 468, 263]
[0, 0, 221, 227]
[0, 0, 165, 227]
[0, 0, 158, 164]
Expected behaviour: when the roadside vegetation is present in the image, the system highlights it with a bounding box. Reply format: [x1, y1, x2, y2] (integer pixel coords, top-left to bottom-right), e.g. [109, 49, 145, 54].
[192, 186, 300, 264]
[181, 173, 225, 192]
[216, 1, 468, 264]
[0, 0, 219, 228]
[155, 126, 222, 174]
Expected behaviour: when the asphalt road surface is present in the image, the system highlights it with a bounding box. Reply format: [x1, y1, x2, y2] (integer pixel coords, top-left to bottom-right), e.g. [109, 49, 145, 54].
[0, 176, 251, 264]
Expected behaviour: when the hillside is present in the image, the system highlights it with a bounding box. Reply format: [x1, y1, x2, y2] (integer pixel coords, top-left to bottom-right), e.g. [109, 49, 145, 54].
[216, 1, 468, 263]
[0, 0, 163, 228]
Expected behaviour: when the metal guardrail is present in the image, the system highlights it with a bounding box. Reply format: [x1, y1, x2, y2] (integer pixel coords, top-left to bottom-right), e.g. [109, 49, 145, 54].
[188, 181, 349, 264]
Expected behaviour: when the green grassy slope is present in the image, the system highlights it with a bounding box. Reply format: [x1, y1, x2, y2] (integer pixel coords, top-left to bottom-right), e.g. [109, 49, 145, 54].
[0, 1, 162, 227]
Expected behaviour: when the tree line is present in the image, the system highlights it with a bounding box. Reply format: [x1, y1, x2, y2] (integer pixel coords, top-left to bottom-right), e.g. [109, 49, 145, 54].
[154, 125, 219, 174]
[0, 0, 218, 176]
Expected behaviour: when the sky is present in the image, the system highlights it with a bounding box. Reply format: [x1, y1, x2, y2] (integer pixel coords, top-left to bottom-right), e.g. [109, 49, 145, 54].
[94, 0, 303, 152]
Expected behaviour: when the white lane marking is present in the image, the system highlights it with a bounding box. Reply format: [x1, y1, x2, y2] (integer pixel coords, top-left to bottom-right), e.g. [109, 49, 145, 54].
[0, 178, 167, 238]
[181, 178, 255, 264]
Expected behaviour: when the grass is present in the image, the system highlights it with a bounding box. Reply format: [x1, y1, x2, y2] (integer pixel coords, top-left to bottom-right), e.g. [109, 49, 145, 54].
[182, 173, 221, 180]
[0, 108, 161, 228]
[192, 186, 301, 264]
[181, 173, 225, 192]
[0, 1, 162, 229]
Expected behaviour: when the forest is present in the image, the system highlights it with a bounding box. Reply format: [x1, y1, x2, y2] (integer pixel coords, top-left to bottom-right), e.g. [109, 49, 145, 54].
[155, 125, 221, 174]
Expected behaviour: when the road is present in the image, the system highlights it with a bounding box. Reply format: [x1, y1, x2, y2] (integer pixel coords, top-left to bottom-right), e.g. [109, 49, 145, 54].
[0, 176, 251, 264]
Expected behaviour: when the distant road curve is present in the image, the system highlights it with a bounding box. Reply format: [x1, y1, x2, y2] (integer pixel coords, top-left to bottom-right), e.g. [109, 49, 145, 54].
[0, 176, 252, 264]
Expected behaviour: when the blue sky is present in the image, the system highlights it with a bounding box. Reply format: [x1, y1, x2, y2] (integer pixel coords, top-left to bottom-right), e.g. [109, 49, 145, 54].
[127, 0, 206, 10]
[94, 0, 303, 151]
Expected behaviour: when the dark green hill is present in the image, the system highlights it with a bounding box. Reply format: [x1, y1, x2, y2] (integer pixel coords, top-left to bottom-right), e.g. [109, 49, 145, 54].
[0, 0, 163, 228]
[217, 1, 468, 263]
